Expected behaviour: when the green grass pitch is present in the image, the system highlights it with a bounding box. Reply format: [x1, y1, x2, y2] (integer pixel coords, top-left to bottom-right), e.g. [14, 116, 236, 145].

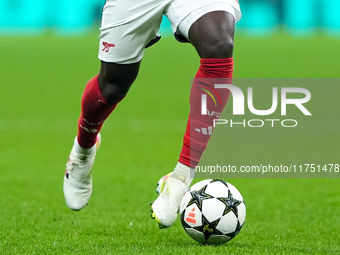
[0, 31, 339, 254]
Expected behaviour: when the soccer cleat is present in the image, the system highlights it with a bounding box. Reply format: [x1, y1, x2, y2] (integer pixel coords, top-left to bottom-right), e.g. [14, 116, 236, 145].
[150, 172, 189, 228]
[63, 134, 101, 211]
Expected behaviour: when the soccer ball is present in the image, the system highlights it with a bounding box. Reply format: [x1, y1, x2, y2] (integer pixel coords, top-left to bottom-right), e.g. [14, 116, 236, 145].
[180, 179, 246, 245]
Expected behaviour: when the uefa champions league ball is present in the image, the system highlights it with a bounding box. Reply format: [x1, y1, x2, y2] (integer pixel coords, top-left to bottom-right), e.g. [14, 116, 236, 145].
[180, 179, 246, 245]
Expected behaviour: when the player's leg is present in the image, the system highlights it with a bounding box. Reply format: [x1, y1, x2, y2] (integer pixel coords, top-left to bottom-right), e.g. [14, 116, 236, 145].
[179, 11, 235, 168]
[151, 1, 241, 228]
[77, 61, 141, 149]
[151, 13, 235, 227]
[64, 61, 141, 211]
[64, 0, 165, 211]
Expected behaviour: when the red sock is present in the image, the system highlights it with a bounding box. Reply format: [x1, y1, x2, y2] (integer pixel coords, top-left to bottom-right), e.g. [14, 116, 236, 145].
[77, 75, 120, 148]
[179, 58, 234, 167]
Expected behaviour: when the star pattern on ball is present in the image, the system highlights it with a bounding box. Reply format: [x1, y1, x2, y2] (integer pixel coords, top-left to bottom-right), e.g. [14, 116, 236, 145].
[194, 215, 222, 241]
[187, 186, 213, 211]
[218, 196, 241, 217]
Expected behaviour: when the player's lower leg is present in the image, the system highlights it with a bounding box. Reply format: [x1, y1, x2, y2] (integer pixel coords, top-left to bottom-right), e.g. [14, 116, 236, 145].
[63, 61, 140, 210]
[151, 57, 234, 228]
[64, 75, 122, 210]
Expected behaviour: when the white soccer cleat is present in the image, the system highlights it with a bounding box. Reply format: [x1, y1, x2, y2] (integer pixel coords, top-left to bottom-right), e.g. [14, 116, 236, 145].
[63, 134, 101, 211]
[150, 172, 189, 228]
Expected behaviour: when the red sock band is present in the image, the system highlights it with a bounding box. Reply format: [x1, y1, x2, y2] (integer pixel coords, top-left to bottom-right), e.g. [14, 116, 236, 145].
[77, 75, 118, 148]
[179, 58, 234, 167]
[197, 58, 234, 78]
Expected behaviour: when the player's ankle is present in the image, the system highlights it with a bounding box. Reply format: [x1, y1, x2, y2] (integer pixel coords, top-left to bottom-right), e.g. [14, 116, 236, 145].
[172, 162, 195, 186]
[74, 137, 96, 155]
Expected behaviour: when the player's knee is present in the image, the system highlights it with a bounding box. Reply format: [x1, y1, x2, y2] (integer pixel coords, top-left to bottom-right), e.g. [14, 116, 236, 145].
[98, 77, 132, 105]
[202, 36, 234, 59]
[98, 61, 140, 105]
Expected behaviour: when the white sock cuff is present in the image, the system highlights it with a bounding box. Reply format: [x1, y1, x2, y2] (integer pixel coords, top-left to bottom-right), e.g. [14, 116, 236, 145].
[173, 162, 195, 186]
[74, 137, 96, 155]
